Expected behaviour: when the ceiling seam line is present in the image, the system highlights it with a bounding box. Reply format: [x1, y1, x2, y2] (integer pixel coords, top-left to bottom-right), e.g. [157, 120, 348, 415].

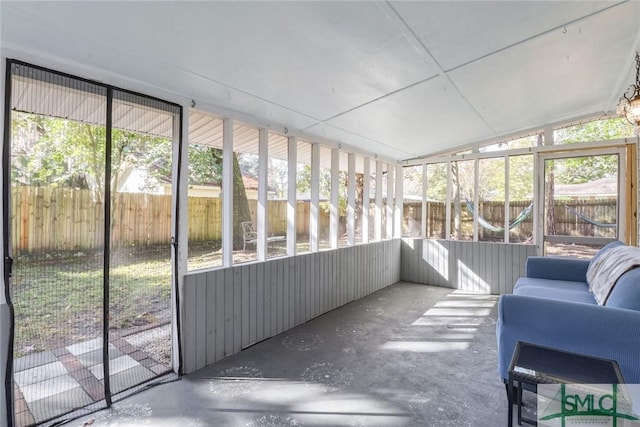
[382, 0, 497, 136]
[319, 75, 439, 123]
[444, 0, 630, 74]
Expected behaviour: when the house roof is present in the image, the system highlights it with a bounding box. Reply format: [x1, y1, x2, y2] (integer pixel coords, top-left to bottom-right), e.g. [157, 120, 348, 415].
[2, 1, 638, 161]
[555, 177, 617, 197]
[242, 174, 259, 191]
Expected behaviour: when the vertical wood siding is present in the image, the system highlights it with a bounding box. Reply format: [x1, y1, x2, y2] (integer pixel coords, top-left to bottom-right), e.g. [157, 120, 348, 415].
[182, 239, 401, 373]
[400, 239, 537, 294]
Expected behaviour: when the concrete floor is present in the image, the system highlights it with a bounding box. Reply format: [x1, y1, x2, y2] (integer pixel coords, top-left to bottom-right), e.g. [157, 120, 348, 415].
[67, 282, 511, 427]
[15, 336, 167, 426]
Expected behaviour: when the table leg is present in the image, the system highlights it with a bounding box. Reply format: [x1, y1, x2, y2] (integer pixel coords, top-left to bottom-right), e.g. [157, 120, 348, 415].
[517, 381, 523, 426]
[506, 381, 514, 427]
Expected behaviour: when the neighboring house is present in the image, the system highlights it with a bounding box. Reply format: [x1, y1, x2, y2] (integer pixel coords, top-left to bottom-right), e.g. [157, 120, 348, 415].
[555, 177, 617, 198]
[119, 167, 274, 200]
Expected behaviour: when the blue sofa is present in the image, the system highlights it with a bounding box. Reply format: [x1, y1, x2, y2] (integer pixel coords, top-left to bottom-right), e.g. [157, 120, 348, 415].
[496, 241, 640, 386]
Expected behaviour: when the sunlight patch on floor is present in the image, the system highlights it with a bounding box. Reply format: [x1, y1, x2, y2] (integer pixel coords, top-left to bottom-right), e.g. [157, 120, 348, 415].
[380, 341, 470, 353]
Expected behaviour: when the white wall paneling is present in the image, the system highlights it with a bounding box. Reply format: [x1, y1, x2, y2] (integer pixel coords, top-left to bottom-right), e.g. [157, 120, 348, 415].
[182, 239, 401, 373]
[400, 239, 536, 294]
[184, 237, 536, 374]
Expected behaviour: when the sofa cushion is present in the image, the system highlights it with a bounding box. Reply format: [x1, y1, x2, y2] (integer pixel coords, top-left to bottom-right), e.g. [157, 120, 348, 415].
[525, 256, 589, 282]
[514, 277, 597, 305]
[606, 267, 640, 311]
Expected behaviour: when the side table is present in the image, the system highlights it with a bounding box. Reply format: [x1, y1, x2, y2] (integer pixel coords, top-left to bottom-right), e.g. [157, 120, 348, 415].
[507, 341, 625, 427]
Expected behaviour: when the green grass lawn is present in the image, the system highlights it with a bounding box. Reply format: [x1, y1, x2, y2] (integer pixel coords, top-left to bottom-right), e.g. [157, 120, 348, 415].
[11, 248, 171, 357]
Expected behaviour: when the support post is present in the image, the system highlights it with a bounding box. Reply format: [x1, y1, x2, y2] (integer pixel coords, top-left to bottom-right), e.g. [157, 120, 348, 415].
[386, 163, 394, 239]
[287, 136, 297, 256]
[222, 118, 234, 267]
[362, 158, 370, 244]
[445, 161, 452, 239]
[375, 160, 383, 241]
[310, 144, 320, 252]
[421, 163, 427, 238]
[395, 164, 403, 238]
[347, 153, 356, 245]
[504, 156, 510, 243]
[257, 129, 268, 261]
[330, 148, 340, 249]
[473, 158, 479, 242]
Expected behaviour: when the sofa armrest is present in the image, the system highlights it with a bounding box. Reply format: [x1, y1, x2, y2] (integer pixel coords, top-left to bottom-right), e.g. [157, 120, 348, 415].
[525, 257, 589, 282]
[496, 294, 640, 383]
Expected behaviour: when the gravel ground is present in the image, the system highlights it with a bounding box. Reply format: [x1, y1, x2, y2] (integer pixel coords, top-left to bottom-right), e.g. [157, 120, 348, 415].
[124, 324, 172, 366]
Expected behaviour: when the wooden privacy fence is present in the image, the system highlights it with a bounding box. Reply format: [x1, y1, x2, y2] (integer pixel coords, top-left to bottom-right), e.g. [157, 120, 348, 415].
[11, 186, 618, 255]
[10, 186, 332, 255]
[10, 186, 174, 256]
[403, 198, 617, 239]
[187, 198, 332, 243]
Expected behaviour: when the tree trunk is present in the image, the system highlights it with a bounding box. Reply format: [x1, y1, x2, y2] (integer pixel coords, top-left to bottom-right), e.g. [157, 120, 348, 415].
[354, 172, 364, 238]
[207, 148, 250, 250]
[232, 153, 252, 249]
[546, 161, 557, 236]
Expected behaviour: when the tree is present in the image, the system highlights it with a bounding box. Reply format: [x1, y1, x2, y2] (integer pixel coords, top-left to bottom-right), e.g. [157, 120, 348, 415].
[354, 172, 364, 236]
[188, 144, 252, 249]
[296, 164, 337, 213]
[425, 163, 448, 202]
[555, 118, 636, 145]
[187, 145, 222, 186]
[545, 159, 557, 236]
[11, 112, 173, 202]
[554, 155, 617, 185]
[232, 153, 252, 249]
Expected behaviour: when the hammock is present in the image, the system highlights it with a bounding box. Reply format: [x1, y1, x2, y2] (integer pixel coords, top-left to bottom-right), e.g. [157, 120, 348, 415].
[464, 199, 533, 232]
[565, 205, 616, 228]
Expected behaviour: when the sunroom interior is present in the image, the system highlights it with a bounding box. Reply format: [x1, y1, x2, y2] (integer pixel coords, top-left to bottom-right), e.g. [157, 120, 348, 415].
[1, 1, 640, 426]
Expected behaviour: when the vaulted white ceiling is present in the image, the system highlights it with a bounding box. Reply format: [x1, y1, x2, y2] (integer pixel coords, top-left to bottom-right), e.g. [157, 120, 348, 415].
[2, 1, 639, 161]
